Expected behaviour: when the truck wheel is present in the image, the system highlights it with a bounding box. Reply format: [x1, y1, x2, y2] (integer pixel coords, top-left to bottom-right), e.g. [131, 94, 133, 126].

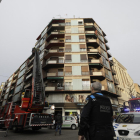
[71, 124, 76, 130]
[32, 127, 40, 131]
[13, 121, 18, 133]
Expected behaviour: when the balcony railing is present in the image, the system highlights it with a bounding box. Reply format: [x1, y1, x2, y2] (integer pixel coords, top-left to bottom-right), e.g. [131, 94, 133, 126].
[104, 37, 108, 43]
[49, 39, 64, 43]
[65, 72, 72, 76]
[106, 44, 110, 50]
[82, 86, 90, 90]
[89, 58, 103, 64]
[116, 89, 121, 96]
[49, 49, 64, 53]
[90, 70, 105, 76]
[47, 72, 64, 77]
[85, 31, 95, 34]
[81, 72, 89, 75]
[65, 85, 73, 90]
[110, 60, 114, 66]
[114, 78, 119, 84]
[84, 23, 94, 26]
[46, 59, 64, 64]
[107, 51, 112, 57]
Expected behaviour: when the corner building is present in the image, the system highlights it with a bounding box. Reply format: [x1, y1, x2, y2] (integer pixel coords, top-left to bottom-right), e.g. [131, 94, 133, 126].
[0, 18, 120, 116]
[35, 18, 120, 116]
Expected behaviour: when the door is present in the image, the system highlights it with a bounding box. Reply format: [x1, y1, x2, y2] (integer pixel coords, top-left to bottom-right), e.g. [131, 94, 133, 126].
[62, 116, 72, 128]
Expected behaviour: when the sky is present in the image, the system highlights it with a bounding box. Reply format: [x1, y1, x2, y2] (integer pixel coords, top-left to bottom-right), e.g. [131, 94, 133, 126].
[0, 0, 140, 84]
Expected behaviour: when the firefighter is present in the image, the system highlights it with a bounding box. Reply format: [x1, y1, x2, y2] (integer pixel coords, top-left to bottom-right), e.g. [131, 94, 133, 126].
[78, 82, 115, 140]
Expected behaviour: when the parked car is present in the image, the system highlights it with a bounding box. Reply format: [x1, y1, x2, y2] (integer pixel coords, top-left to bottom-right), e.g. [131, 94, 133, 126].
[113, 112, 140, 140]
[51, 116, 78, 130]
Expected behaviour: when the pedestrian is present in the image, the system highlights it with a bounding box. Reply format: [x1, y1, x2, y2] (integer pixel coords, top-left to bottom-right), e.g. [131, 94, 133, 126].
[78, 82, 115, 140]
[55, 112, 63, 136]
[77, 113, 80, 127]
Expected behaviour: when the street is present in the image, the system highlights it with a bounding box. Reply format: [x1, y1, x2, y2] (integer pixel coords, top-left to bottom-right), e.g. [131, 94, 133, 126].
[0, 128, 79, 140]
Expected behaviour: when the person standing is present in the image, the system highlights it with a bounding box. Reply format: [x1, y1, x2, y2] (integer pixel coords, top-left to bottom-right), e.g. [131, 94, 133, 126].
[77, 113, 80, 127]
[55, 113, 63, 136]
[78, 82, 115, 140]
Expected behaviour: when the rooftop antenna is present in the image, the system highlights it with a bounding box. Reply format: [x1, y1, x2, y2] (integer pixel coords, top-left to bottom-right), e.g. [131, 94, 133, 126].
[57, 15, 61, 18]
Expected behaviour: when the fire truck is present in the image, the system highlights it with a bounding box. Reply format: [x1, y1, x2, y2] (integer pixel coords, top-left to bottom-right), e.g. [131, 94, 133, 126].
[120, 98, 140, 113]
[0, 48, 55, 132]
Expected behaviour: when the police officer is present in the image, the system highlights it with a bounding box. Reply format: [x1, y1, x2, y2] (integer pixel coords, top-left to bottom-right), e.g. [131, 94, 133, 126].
[78, 82, 114, 140]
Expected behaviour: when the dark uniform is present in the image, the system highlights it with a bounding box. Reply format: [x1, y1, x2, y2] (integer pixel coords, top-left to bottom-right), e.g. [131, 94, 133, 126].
[78, 92, 115, 140]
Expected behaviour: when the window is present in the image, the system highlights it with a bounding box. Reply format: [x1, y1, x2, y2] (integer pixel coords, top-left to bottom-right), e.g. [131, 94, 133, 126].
[65, 44, 71, 52]
[81, 66, 89, 75]
[18, 69, 26, 78]
[78, 21, 83, 25]
[82, 79, 90, 90]
[16, 76, 24, 86]
[65, 55, 72, 63]
[65, 66, 72, 76]
[65, 36, 71, 42]
[80, 44, 86, 52]
[66, 22, 71, 25]
[79, 35, 85, 42]
[58, 69, 63, 76]
[65, 116, 72, 121]
[65, 81, 72, 90]
[20, 63, 26, 71]
[80, 54, 87, 62]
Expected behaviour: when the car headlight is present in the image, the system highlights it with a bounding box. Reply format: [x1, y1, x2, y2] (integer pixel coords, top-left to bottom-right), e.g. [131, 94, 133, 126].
[51, 105, 55, 110]
[134, 130, 140, 136]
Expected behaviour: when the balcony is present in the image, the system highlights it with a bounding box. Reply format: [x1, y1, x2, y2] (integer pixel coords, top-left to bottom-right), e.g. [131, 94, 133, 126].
[107, 51, 112, 58]
[116, 89, 121, 96]
[46, 31, 65, 42]
[85, 23, 94, 26]
[111, 69, 116, 75]
[106, 44, 110, 50]
[110, 60, 114, 66]
[46, 72, 64, 80]
[101, 85, 108, 91]
[82, 86, 90, 90]
[44, 50, 64, 60]
[81, 72, 89, 76]
[85, 31, 95, 34]
[114, 78, 119, 85]
[90, 70, 105, 77]
[104, 37, 108, 43]
[89, 58, 103, 66]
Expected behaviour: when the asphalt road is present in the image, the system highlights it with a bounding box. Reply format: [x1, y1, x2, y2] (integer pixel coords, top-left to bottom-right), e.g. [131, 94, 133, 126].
[0, 128, 79, 140]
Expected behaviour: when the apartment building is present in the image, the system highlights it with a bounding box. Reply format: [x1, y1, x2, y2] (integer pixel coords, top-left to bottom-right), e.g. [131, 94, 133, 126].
[0, 82, 5, 95]
[134, 83, 140, 97]
[0, 18, 120, 116]
[111, 57, 137, 106]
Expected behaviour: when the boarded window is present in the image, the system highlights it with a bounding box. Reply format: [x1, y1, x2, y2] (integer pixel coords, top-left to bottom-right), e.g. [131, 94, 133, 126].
[65, 36, 71, 39]
[80, 54, 87, 60]
[79, 35, 85, 39]
[81, 66, 88, 72]
[65, 66, 72, 72]
[80, 44, 86, 49]
[65, 55, 71, 60]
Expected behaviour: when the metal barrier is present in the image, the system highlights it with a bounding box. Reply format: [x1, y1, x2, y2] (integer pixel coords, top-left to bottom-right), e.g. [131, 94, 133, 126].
[0, 119, 13, 137]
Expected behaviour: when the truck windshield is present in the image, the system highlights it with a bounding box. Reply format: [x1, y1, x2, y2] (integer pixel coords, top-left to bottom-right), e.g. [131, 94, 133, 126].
[129, 100, 140, 110]
[116, 114, 140, 123]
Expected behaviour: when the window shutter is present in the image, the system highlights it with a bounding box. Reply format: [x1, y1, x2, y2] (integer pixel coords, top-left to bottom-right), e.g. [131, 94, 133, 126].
[80, 44, 86, 49]
[81, 54, 87, 60]
[79, 35, 85, 39]
[65, 66, 72, 72]
[65, 44, 71, 49]
[66, 36, 71, 39]
[81, 66, 88, 72]
[65, 55, 71, 60]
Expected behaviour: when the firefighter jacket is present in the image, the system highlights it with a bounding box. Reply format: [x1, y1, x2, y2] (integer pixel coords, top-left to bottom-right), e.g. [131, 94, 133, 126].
[78, 92, 114, 140]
